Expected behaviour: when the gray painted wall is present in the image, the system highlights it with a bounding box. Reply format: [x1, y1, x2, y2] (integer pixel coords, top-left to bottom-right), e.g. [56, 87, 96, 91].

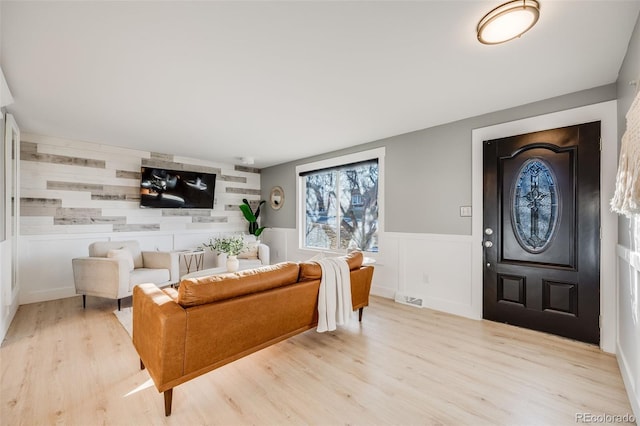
[616, 14, 640, 248]
[261, 84, 616, 235]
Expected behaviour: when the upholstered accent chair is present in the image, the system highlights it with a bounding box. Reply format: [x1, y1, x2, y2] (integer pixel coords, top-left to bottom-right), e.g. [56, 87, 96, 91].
[72, 240, 180, 310]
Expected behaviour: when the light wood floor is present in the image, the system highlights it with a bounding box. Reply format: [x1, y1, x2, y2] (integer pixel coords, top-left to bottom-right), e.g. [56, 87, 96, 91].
[0, 295, 634, 425]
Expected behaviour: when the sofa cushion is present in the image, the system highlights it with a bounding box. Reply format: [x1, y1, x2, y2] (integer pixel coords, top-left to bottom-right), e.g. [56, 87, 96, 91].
[162, 287, 179, 301]
[90, 240, 144, 269]
[130, 268, 170, 289]
[177, 261, 300, 307]
[243, 235, 258, 243]
[107, 248, 135, 271]
[299, 251, 364, 281]
[238, 240, 260, 259]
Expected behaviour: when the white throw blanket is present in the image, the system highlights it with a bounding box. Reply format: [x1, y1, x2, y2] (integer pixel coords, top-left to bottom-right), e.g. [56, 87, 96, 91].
[316, 257, 352, 333]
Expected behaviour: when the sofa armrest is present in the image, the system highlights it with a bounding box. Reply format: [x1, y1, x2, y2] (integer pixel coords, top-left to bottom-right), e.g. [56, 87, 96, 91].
[258, 244, 270, 265]
[133, 284, 187, 392]
[142, 251, 181, 282]
[350, 265, 374, 311]
[72, 257, 130, 299]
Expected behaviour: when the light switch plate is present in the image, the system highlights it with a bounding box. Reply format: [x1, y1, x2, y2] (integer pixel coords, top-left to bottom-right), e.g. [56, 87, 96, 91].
[460, 206, 472, 217]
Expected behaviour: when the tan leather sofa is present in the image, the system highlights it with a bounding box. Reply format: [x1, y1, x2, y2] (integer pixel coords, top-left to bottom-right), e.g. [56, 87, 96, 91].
[132, 251, 373, 416]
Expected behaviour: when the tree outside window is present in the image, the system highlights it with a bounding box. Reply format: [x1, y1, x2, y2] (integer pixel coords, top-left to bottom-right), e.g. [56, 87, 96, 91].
[303, 160, 378, 252]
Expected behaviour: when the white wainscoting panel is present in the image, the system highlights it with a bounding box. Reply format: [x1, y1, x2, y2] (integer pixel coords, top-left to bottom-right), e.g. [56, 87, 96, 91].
[19, 235, 101, 304]
[0, 241, 20, 340]
[616, 244, 640, 418]
[370, 232, 399, 299]
[260, 228, 395, 299]
[261, 228, 475, 318]
[20, 226, 476, 322]
[394, 233, 474, 317]
[260, 228, 289, 265]
[17, 228, 245, 304]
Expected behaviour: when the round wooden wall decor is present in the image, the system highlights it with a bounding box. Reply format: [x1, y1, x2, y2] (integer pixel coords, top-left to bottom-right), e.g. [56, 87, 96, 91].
[269, 186, 284, 210]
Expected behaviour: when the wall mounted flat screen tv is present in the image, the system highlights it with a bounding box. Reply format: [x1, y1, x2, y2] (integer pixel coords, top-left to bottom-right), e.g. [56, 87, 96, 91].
[140, 167, 216, 209]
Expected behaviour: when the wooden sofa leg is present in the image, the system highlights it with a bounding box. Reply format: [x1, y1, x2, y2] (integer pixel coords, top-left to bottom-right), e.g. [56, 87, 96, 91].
[358, 307, 364, 322]
[82, 295, 86, 309]
[117, 299, 121, 311]
[164, 389, 173, 416]
[140, 359, 145, 370]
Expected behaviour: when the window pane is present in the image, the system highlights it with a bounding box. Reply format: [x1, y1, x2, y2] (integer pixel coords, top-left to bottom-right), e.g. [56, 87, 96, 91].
[301, 155, 380, 253]
[339, 163, 379, 252]
[512, 159, 558, 253]
[305, 171, 338, 249]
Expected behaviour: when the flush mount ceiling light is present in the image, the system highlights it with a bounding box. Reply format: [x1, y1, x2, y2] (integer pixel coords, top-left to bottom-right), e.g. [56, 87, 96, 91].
[477, 0, 540, 45]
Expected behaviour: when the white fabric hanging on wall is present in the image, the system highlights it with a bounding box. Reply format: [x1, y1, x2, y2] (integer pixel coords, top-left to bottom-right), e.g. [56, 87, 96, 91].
[611, 88, 640, 218]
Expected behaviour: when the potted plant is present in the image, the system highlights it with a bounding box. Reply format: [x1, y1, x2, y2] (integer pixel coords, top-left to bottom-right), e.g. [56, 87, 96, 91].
[203, 235, 245, 272]
[239, 199, 266, 236]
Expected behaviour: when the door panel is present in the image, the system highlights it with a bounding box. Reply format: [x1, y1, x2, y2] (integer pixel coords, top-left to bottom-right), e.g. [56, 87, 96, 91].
[483, 122, 600, 344]
[501, 147, 576, 268]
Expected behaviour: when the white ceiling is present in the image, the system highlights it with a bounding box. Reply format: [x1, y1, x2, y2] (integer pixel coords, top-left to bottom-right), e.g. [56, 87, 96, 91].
[1, 1, 639, 168]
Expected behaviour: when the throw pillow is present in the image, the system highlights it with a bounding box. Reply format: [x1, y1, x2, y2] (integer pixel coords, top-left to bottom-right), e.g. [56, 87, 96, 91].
[238, 241, 260, 259]
[107, 248, 135, 271]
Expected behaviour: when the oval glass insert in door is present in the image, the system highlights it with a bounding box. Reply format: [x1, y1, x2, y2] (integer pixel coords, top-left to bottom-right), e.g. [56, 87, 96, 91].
[511, 158, 559, 253]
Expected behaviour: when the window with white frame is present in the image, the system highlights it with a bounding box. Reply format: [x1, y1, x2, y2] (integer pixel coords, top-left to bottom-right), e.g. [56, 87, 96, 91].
[297, 148, 384, 253]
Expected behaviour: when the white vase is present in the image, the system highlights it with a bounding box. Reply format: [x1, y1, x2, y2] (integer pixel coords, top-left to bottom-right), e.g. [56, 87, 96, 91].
[226, 255, 239, 272]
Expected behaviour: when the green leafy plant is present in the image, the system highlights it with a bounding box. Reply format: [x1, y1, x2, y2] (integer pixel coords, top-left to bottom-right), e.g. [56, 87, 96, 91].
[202, 235, 245, 256]
[239, 198, 266, 236]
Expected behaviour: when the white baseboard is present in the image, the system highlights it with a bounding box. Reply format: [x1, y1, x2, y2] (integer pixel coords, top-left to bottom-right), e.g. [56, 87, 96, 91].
[371, 285, 395, 299]
[0, 294, 19, 341]
[617, 342, 640, 420]
[421, 296, 476, 319]
[20, 286, 76, 305]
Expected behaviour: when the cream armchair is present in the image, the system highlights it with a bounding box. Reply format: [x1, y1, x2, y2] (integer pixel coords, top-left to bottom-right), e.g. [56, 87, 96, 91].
[72, 240, 180, 310]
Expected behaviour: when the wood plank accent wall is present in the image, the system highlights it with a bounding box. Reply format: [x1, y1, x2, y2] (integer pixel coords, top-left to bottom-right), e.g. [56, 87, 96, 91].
[19, 134, 261, 235]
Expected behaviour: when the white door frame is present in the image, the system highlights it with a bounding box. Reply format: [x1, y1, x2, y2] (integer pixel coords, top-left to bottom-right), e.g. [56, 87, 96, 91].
[471, 100, 618, 353]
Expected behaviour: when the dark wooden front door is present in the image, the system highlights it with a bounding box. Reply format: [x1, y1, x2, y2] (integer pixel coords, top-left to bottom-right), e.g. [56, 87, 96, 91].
[483, 121, 601, 344]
